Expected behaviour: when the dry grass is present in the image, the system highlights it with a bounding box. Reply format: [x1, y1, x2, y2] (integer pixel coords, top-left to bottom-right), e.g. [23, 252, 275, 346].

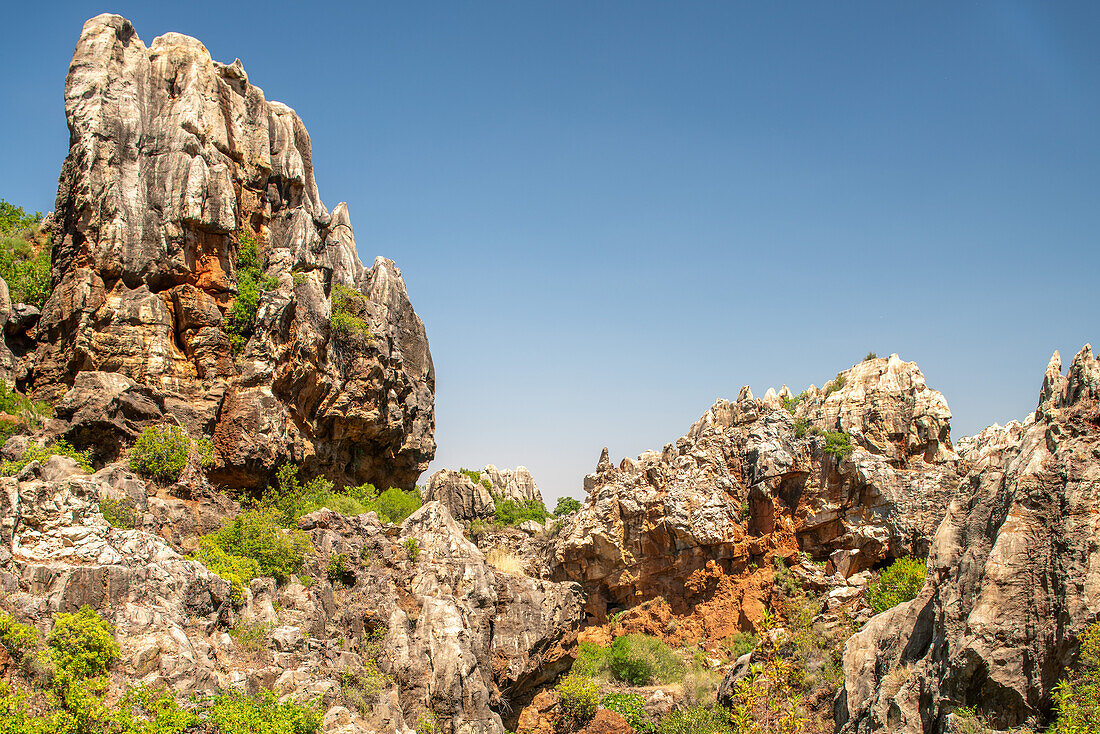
[881, 663, 913, 699]
[486, 547, 527, 576]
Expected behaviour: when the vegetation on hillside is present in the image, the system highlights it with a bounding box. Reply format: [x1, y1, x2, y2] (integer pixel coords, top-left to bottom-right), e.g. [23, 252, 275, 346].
[866, 556, 927, 614]
[554, 496, 582, 516]
[128, 424, 214, 483]
[261, 462, 421, 527]
[0, 439, 92, 476]
[226, 229, 278, 354]
[0, 199, 51, 309]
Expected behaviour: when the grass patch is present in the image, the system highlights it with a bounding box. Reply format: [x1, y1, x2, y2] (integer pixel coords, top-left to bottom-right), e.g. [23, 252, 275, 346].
[128, 425, 213, 483]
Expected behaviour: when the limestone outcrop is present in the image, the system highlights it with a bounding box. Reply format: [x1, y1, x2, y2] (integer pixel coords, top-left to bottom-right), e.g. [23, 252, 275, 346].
[551, 355, 961, 637]
[424, 465, 545, 522]
[27, 13, 434, 489]
[836, 345, 1100, 733]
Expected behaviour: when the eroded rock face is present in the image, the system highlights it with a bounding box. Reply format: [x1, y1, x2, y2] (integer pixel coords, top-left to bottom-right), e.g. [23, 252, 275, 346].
[30, 13, 434, 489]
[424, 465, 545, 522]
[837, 346, 1100, 734]
[551, 356, 961, 638]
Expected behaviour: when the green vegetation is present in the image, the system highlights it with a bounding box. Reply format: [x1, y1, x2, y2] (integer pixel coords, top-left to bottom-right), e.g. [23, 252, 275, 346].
[193, 510, 311, 604]
[493, 497, 550, 527]
[262, 463, 422, 527]
[0, 611, 38, 662]
[404, 537, 421, 562]
[128, 425, 213, 483]
[866, 556, 927, 614]
[468, 518, 488, 540]
[572, 634, 684, 686]
[864, 352, 878, 361]
[723, 631, 758, 660]
[655, 705, 732, 734]
[330, 283, 372, 345]
[0, 439, 92, 476]
[0, 383, 53, 434]
[823, 373, 847, 397]
[48, 606, 120, 681]
[781, 390, 809, 415]
[556, 674, 600, 729]
[99, 495, 141, 530]
[228, 619, 272, 652]
[1052, 623, 1100, 734]
[0, 200, 51, 309]
[822, 430, 853, 459]
[327, 553, 354, 585]
[226, 230, 278, 355]
[601, 692, 652, 732]
[459, 468, 481, 485]
[202, 689, 320, 733]
[554, 496, 582, 516]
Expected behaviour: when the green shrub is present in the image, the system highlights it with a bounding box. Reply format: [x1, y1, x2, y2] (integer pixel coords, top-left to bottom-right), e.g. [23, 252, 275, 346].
[607, 634, 684, 686]
[0, 200, 41, 232]
[0, 681, 42, 734]
[601, 692, 652, 731]
[867, 556, 927, 614]
[99, 495, 141, 530]
[459, 468, 481, 484]
[0, 382, 53, 430]
[48, 606, 119, 680]
[822, 430, 853, 459]
[374, 486, 422, 524]
[114, 685, 201, 734]
[1051, 620, 1100, 734]
[327, 554, 354, 585]
[781, 390, 808, 414]
[494, 498, 549, 527]
[405, 538, 421, 562]
[469, 518, 488, 540]
[128, 425, 213, 483]
[864, 352, 878, 361]
[331, 284, 372, 345]
[0, 612, 38, 662]
[556, 674, 599, 729]
[0, 439, 92, 476]
[554, 496, 582, 516]
[824, 373, 847, 397]
[226, 230, 279, 355]
[201, 689, 320, 734]
[656, 705, 733, 734]
[194, 510, 311, 604]
[792, 419, 808, 438]
[264, 464, 421, 527]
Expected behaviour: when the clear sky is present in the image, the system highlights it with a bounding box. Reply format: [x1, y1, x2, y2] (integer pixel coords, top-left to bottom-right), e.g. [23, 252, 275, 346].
[2, 2, 1097, 502]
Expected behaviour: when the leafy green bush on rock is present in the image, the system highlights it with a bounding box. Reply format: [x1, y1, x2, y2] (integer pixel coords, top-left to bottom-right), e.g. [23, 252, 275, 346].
[0, 611, 38, 662]
[0, 200, 51, 309]
[573, 634, 684, 686]
[494, 497, 549, 527]
[554, 496, 582, 516]
[866, 556, 927, 614]
[47, 605, 119, 680]
[264, 463, 422, 527]
[128, 425, 213, 483]
[556, 674, 599, 729]
[601, 692, 653, 732]
[194, 510, 311, 605]
[1051, 620, 1100, 734]
[0, 439, 92, 476]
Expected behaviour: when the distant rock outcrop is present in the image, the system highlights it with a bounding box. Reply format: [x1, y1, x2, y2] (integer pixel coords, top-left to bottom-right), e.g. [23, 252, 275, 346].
[424, 465, 545, 522]
[837, 346, 1100, 733]
[551, 355, 961, 639]
[29, 13, 434, 489]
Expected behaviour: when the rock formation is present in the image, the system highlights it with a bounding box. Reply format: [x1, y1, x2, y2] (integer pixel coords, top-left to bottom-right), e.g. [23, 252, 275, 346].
[30, 13, 434, 489]
[551, 355, 961, 639]
[424, 465, 545, 522]
[836, 345, 1100, 733]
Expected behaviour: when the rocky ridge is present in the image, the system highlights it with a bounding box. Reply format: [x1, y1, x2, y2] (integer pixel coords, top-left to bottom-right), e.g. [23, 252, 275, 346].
[29, 13, 435, 491]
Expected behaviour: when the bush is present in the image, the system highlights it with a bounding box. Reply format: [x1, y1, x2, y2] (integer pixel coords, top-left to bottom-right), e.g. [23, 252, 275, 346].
[864, 352, 878, 361]
[194, 510, 311, 604]
[0, 612, 38, 662]
[494, 497, 549, 527]
[823, 373, 847, 397]
[226, 230, 278, 355]
[574, 635, 684, 686]
[602, 692, 652, 731]
[265, 464, 422, 527]
[128, 425, 213, 483]
[115, 685, 201, 733]
[607, 634, 685, 686]
[228, 620, 272, 652]
[655, 705, 732, 734]
[554, 496, 582, 516]
[459, 468, 481, 485]
[404, 538, 421, 562]
[822, 431, 853, 459]
[556, 674, 599, 729]
[0, 200, 41, 232]
[0, 439, 92, 476]
[723, 632, 758, 660]
[374, 486, 422, 524]
[0, 201, 51, 309]
[327, 554, 354, 585]
[866, 556, 927, 614]
[201, 689, 320, 734]
[48, 606, 119, 680]
[330, 284, 372, 345]
[0, 382, 53, 431]
[99, 495, 141, 530]
[1051, 622, 1100, 734]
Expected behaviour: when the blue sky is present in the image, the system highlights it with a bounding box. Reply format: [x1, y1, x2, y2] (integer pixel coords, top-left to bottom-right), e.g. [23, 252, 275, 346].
[2, 2, 1098, 501]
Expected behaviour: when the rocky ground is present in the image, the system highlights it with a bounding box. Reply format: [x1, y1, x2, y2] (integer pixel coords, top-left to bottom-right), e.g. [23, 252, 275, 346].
[0, 12, 1097, 734]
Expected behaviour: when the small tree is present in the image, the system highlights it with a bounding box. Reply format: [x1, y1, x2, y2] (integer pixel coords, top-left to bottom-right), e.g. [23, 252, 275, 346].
[866, 556, 927, 614]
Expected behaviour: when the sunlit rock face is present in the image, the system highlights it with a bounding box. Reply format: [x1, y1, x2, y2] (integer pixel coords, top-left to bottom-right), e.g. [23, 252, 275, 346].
[837, 345, 1100, 734]
[32, 13, 434, 490]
